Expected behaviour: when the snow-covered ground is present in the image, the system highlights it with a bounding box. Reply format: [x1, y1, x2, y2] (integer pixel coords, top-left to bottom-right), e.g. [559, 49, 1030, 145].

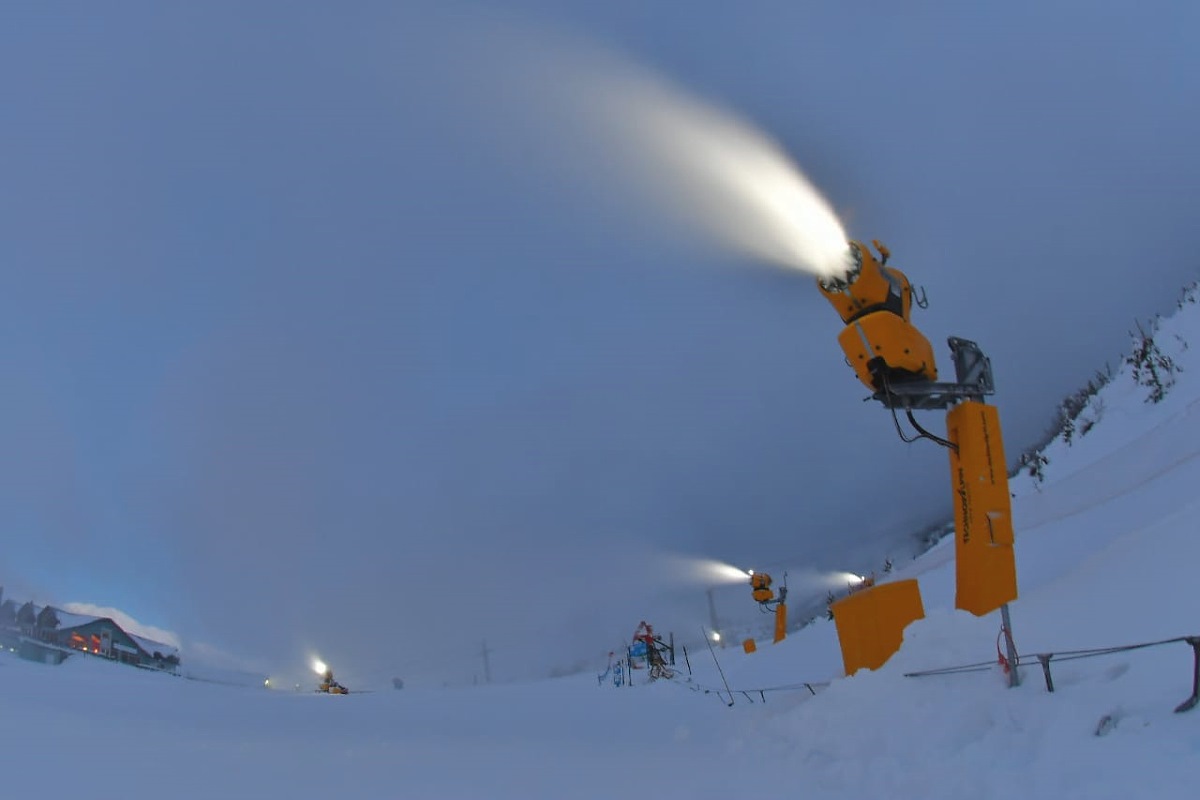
[4, 299, 1200, 798]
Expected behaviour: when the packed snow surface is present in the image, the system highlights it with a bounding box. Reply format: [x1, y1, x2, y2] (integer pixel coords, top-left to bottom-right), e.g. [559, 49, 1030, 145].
[3, 298, 1200, 797]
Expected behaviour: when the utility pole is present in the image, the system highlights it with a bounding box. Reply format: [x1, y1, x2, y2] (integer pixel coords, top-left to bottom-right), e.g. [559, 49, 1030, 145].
[480, 640, 493, 684]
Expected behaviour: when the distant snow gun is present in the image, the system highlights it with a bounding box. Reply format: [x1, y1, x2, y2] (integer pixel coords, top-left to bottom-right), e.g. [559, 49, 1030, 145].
[747, 571, 788, 646]
[314, 662, 349, 694]
[817, 239, 1020, 685]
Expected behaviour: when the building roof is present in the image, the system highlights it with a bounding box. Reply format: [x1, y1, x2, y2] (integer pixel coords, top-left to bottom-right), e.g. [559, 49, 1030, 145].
[129, 633, 179, 660]
[37, 606, 181, 660]
[54, 609, 101, 630]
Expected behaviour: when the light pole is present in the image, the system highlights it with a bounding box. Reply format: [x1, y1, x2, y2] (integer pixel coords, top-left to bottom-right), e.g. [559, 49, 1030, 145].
[706, 586, 724, 647]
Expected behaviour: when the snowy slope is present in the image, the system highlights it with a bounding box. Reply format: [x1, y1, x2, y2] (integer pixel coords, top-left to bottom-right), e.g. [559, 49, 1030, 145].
[3, 299, 1200, 798]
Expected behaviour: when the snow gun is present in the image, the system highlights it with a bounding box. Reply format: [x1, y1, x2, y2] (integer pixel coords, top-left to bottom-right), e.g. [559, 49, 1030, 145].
[748, 571, 787, 645]
[318, 667, 349, 695]
[816, 239, 1020, 684]
[815, 239, 1000, 412]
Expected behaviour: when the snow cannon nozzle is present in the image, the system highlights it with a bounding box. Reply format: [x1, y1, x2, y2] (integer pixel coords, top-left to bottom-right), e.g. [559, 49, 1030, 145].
[817, 241, 863, 293]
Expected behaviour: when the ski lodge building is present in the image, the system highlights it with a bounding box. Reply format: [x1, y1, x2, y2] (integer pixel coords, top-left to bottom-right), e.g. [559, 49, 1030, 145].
[0, 590, 180, 672]
[55, 610, 181, 671]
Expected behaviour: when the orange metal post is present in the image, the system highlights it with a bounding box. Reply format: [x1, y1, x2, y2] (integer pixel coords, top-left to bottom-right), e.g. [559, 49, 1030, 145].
[946, 400, 1018, 616]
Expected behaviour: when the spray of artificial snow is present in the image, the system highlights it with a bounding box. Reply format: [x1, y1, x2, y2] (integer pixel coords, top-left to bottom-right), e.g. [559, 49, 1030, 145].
[471, 28, 852, 278]
[564, 56, 852, 278]
[661, 558, 866, 591]
[676, 557, 752, 586]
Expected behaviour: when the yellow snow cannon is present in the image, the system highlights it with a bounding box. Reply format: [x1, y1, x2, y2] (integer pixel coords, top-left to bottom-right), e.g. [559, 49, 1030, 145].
[748, 572, 789, 643]
[817, 240, 937, 394]
[749, 572, 775, 604]
[318, 668, 349, 695]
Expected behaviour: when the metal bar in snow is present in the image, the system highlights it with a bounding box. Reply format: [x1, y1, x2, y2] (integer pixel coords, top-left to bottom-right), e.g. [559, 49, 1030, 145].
[1174, 637, 1200, 713]
[1037, 654, 1055, 693]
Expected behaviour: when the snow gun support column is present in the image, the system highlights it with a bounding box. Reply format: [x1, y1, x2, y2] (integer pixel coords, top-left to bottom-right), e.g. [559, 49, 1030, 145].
[818, 240, 1020, 686]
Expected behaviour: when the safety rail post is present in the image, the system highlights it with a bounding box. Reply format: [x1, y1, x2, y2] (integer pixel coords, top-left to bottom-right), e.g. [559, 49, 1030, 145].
[1036, 653, 1054, 693]
[1174, 636, 1200, 713]
[1000, 604, 1020, 688]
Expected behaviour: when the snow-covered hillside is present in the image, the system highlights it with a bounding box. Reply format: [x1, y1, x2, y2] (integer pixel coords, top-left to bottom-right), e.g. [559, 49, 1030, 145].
[3, 296, 1200, 799]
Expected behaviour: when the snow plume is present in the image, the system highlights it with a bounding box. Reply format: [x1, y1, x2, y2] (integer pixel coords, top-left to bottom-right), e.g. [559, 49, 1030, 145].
[656, 557, 869, 593]
[563, 57, 851, 277]
[60, 602, 181, 649]
[468, 26, 852, 277]
[732, 567, 868, 593]
[663, 556, 751, 586]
